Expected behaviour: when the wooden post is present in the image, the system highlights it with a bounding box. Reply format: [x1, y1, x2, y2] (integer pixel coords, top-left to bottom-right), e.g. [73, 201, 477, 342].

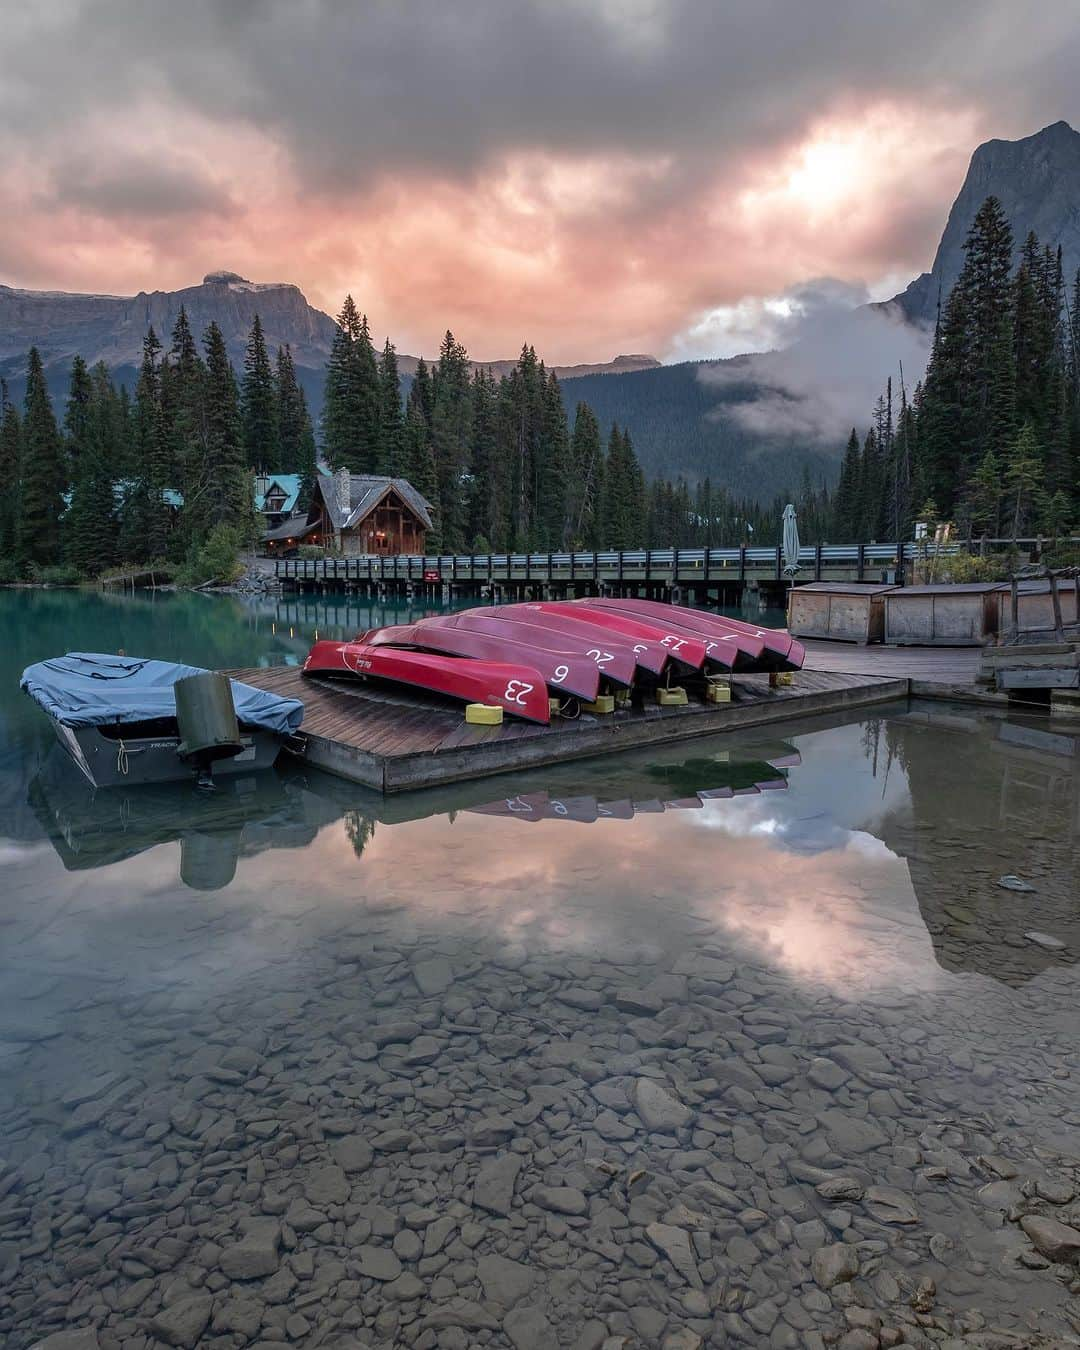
[857, 544, 865, 582]
[815, 544, 822, 582]
[739, 546, 746, 582]
[775, 546, 781, 581]
[1010, 578, 1019, 641]
[1051, 572, 1065, 640]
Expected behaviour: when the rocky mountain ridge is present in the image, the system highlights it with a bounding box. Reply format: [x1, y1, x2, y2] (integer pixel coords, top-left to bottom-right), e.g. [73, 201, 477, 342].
[0, 271, 658, 386]
[891, 119, 1080, 325]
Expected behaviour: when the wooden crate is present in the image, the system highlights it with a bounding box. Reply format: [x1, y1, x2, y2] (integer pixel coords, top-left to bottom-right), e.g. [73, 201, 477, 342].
[788, 583, 894, 644]
[884, 584, 1003, 647]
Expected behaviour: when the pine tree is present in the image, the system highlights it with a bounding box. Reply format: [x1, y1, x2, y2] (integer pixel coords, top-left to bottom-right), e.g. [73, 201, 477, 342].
[430, 330, 472, 551]
[194, 322, 250, 535]
[119, 328, 172, 561]
[0, 381, 22, 559]
[565, 402, 603, 547]
[276, 344, 317, 503]
[241, 314, 279, 472]
[833, 428, 861, 538]
[17, 347, 66, 565]
[65, 366, 120, 574]
[969, 448, 1002, 538]
[401, 400, 440, 550]
[377, 338, 403, 475]
[465, 368, 504, 548]
[1003, 423, 1043, 539]
[164, 305, 206, 495]
[63, 355, 93, 477]
[534, 372, 569, 549]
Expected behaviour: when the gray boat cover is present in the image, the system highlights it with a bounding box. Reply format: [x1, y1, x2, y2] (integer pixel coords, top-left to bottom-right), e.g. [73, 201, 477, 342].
[21, 653, 304, 735]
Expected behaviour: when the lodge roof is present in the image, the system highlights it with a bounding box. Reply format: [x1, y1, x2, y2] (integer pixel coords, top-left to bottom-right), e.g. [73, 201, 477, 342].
[317, 474, 434, 533]
[262, 514, 320, 543]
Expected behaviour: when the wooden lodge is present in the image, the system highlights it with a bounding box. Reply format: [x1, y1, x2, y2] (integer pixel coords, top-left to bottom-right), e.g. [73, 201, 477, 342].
[263, 468, 433, 557]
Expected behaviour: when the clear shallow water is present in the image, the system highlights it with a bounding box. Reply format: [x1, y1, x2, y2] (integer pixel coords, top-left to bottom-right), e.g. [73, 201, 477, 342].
[1, 590, 1079, 1350]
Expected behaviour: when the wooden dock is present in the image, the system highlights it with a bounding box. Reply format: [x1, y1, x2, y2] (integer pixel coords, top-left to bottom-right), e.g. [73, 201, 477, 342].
[231, 664, 910, 792]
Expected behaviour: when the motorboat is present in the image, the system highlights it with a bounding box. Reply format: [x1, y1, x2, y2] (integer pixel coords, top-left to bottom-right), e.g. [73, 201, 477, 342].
[359, 622, 601, 702]
[20, 653, 304, 789]
[303, 639, 551, 724]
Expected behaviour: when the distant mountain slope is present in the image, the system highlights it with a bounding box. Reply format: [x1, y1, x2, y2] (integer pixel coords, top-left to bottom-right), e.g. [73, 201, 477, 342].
[0, 270, 657, 415]
[562, 360, 838, 501]
[893, 120, 1080, 324]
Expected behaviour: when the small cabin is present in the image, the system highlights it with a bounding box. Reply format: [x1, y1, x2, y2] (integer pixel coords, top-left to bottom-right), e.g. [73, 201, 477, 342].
[787, 582, 895, 644]
[263, 468, 433, 556]
[883, 583, 1003, 646]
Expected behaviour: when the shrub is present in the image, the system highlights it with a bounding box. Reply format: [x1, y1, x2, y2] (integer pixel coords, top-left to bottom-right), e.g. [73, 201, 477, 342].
[296, 544, 333, 560]
[176, 525, 246, 587]
[38, 564, 84, 586]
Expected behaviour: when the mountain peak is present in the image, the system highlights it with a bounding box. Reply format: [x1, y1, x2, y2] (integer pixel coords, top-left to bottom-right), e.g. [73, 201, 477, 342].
[203, 270, 250, 285]
[894, 120, 1080, 324]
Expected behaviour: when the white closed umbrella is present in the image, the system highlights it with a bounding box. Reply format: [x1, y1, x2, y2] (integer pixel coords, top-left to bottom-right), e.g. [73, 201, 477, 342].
[782, 503, 801, 576]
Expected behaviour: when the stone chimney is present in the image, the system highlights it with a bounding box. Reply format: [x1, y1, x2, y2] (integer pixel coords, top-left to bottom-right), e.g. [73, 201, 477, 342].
[335, 466, 351, 519]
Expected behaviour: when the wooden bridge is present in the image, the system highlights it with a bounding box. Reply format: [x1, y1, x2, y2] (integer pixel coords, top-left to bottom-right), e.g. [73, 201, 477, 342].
[274, 538, 1066, 601]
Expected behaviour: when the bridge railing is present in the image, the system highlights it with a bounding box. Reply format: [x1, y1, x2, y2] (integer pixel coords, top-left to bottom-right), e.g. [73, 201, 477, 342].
[274, 538, 1076, 585]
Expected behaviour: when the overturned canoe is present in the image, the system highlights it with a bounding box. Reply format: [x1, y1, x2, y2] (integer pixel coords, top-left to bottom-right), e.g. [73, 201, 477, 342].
[303, 639, 551, 724]
[360, 622, 601, 702]
[526, 600, 735, 670]
[571, 598, 804, 671]
[411, 610, 639, 686]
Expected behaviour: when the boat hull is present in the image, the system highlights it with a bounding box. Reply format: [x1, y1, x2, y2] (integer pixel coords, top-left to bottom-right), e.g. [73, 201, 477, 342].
[574, 598, 803, 670]
[53, 719, 283, 789]
[411, 612, 639, 687]
[525, 601, 724, 670]
[361, 623, 601, 701]
[304, 640, 551, 724]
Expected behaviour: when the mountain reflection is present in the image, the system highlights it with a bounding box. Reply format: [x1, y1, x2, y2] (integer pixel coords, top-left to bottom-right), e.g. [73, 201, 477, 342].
[10, 706, 1080, 992]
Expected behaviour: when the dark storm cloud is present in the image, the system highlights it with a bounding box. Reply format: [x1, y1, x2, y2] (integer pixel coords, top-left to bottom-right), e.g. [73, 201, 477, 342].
[43, 155, 237, 220]
[5, 0, 1080, 189]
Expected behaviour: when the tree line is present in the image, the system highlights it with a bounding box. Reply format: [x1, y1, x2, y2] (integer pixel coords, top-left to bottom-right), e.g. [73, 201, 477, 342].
[835, 196, 1080, 546]
[0, 311, 318, 579]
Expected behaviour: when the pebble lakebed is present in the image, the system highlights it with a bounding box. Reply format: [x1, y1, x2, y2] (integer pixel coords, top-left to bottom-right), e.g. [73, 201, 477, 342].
[1, 891, 1079, 1350]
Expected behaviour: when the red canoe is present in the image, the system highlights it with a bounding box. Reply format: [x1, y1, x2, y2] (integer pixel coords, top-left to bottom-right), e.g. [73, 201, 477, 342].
[360, 623, 601, 702]
[412, 611, 639, 686]
[303, 640, 551, 723]
[524, 601, 722, 670]
[481, 605, 677, 678]
[573, 598, 803, 670]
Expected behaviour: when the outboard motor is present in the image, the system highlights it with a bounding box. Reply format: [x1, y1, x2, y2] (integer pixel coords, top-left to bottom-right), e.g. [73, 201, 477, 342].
[174, 672, 243, 788]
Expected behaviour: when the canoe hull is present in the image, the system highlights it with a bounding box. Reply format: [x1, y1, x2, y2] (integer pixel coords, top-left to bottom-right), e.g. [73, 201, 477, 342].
[573, 598, 804, 671]
[412, 612, 639, 687]
[304, 639, 551, 724]
[362, 623, 601, 701]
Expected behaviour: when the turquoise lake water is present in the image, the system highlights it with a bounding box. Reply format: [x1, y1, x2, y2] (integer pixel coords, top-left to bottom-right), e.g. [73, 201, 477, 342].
[0, 587, 1077, 1349]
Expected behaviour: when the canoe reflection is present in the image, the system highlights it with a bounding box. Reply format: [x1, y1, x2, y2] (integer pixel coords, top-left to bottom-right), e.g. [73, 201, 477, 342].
[28, 741, 798, 889]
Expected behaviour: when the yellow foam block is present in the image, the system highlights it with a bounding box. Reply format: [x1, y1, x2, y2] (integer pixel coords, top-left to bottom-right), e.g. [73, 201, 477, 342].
[548, 697, 562, 717]
[614, 690, 632, 709]
[582, 694, 616, 715]
[465, 703, 503, 725]
[706, 682, 732, 704]
[656, 686, 689, 707]
[769, 671, 794, 688]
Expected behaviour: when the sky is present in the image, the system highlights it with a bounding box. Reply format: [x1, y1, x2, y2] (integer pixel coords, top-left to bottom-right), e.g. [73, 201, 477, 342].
[2, 1, 1079, 365]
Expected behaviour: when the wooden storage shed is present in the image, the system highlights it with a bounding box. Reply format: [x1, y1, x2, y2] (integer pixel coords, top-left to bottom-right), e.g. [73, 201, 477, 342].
[997, 579, 1079, 637]
[787, 583, 895, 644]
[883, 583, 1003, 647]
